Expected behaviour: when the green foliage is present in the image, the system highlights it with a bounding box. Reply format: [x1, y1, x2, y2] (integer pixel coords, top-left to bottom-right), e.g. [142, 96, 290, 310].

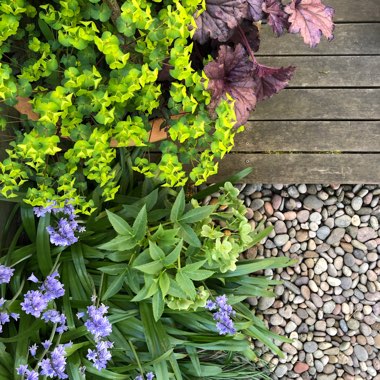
[0, 179, 295, 379]
[0, 0, 241, 213]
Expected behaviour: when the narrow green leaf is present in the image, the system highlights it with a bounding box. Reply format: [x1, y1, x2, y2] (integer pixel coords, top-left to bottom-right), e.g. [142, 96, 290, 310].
[179, 205, 215, 224]
[36, 214, 52, 276]
[152, 290, 165, 321]
[176, 271, 196, 299]
[20, 205, 36, 242]
[101, 271, 127, 300]
[218, 257, 297, 278]
[106, 210, 133, 235]
[133, 205, 148, 241]
[149, 241, 165, 261]
[38, 18, 55, 41]
[131, 280, 158, 302]
[71, 244, 93, 295]
[170, 189, 185, 222]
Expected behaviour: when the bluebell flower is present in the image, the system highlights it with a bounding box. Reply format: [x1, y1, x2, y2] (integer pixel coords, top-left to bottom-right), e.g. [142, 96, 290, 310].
[0, 312, 10, 324]
[206, 294, 236, 335]
[84, 304, 112, 341]
[28, 273, 39, 283]
[41, 272, 65, 301]
[0, 297, 5, 307]
[146, 372, 155, 380]
[16, 365, 28, 375]
[33, 202, 56, 217]
[205, 300, 216, 310]
[25, 369, 39, 380]
[42, 340, 52, 350]
[21, 290, 49, 318]
[10, 312, 20, 320]
[76, 311, 85, 319]
[0, 264, 14, 284]
[39, 344, 68, 379]
[29, 343, 38, 357]
[135, 376, 143, 380]
[86, 340, 113, 371]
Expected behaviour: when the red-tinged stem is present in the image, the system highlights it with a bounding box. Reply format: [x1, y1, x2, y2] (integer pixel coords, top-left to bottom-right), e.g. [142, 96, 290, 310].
[237, 25, 258, 66]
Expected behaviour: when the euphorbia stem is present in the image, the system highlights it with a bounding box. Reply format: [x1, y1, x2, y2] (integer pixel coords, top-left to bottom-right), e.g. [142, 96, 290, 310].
[103, 0, 121, 25]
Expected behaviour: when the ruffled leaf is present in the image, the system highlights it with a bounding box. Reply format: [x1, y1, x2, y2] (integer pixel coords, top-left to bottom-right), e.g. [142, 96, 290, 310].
[253, 63, 296, 101]
[204, 44, 256, 126]
[246, 0, 264, 21]
[285, 0, 335, 47]
[193, 0, 248, 44]
[262, 0, 289, 36]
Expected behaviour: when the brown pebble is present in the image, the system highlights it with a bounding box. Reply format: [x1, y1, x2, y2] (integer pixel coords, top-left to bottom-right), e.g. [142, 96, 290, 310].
[294, 362, 309, 374]
[264, 202, 274, 216]
[284, 211, 297, 220]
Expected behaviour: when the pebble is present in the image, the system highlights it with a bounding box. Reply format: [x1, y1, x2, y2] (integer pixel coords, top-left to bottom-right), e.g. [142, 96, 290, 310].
[237, 184, 380, 378]
[353, 345, 368, 361]
[314, 258, 328, 274]
[304, 195, 324, 210]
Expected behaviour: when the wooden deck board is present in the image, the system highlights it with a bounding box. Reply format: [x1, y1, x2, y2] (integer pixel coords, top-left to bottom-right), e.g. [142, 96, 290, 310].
[327, 0, 380, 22]
[255, 56, 380, 87]
[251, 89, 380, 120]
[257, 24, 380, 56]
[213, 154, 380, 184]
[235, 121, 380, 152]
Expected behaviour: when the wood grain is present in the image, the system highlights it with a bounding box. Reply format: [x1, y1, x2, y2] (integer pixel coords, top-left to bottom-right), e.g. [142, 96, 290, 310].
[212, 154, 380, 184]
[250, 89, 380, 120]
[235, 121, 380, 152]
[327, 0, 380, 22]
[255, 56, 380, 87]
[257, 24, 380, 56]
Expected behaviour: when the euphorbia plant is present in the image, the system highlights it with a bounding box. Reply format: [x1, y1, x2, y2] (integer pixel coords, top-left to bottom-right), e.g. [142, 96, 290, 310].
[0, 0, 334, 214]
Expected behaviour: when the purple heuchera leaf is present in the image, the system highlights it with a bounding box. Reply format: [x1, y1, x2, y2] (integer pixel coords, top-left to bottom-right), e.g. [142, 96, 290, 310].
[285, 0, 335, 47]
[246, 0, 264, 21]
[253, 63, 295, 101]
[193, 0, 248, 44]
[262, 0, 289, 36]
[204, 44, 257, 127]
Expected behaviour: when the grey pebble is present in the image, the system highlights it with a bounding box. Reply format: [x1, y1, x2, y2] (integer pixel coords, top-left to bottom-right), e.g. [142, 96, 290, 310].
[304, 195, 324, 210]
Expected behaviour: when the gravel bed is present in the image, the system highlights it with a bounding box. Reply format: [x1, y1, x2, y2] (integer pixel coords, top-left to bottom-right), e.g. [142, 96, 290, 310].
[204, 184, 380, 380]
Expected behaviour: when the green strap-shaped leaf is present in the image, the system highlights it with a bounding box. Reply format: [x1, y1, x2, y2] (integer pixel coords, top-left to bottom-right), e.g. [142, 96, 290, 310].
[101, 271, 127, 301]
[36, 214, 52, 276]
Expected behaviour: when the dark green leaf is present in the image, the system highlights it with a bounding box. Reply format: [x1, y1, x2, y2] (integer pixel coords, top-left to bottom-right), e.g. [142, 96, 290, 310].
[98, 235, 136, 251]
[101, 271, 127, 300]
[179, 222, 201, 247]
[133, 205, 147, 241]
[170, 189, 185, 222]
[106, 210, 133, 235]
[159, 272, 170, 297]
[162, 239, 183, 266]
[98, 263, 127, 275]
[176, 271, 196, 299]
[179, 205, 215, 224]
[152, 290, 165, 321]
[149, 241, 165, 261]
[134, 260, 163, 275]
[187, 269, 214, 281]
[36, 214, 52, 276]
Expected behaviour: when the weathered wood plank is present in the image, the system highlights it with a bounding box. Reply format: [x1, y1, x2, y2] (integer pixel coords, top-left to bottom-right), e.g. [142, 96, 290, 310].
[250, 89, 380, 120]
[256, 56, 380, 87]
[212, 154, 380, 184]
[235, 121, 380, 152]
[327, 0, 380, 22]
[257, 24, 380, 55]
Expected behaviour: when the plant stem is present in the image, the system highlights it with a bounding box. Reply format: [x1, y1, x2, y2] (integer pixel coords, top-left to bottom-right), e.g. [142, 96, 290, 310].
[237, 25, 258, 66]
[103, 0, 121, 25]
